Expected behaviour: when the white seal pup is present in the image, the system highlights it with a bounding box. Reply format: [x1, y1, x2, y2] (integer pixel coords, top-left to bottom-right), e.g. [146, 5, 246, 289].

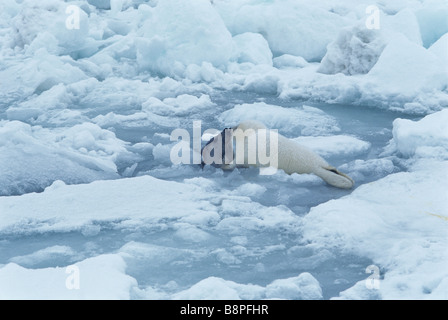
[202, 120, 354, 189]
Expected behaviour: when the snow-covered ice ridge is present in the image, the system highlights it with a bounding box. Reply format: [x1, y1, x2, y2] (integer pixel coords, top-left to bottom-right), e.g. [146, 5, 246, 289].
[0, 0, 447, 300]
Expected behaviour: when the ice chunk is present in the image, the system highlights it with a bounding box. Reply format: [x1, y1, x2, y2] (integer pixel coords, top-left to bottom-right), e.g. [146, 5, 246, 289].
[0, 121, 135, 196]
[12, 0, 89, 57]
[391, 109, 448, 160]
[0, 175, 218, 234]
[365, 34, 447, 101]
[215, 0, 348, 61]
[278, 40, 448, 113]
[319, 8, 422, 76]
[9, 246, 76, 267]
[303, 162, 448, 299]
[26, 31, 60, 56]
[428, 32, 448, 66]
[241, 70, 281, 95]
[172, 277, 250, 300]
[5, 76, 170, 125]
[293, 135, 371, 157]
[137, 0, 233, 76]
[93, 110, 180, 129]
[382, 8, 423, 46]
[0, 50, 87, 108]
[216, 199, 300, 233]
[318, 24, 386, 75]
[273, 54, 308, 69]
[143, 94, 216, 117]
[265, 273, 323, 300]
[232, 32, 273, 66]
[0, 0, 20, 19]
[218, 103, 340, 136]
[230, 183, 267, 198]
[175, 223, 211, 243]
[0, 254, 137, 299]
[57, 122, 134, 169]
[185, 62, 226, 83]
[416, 2, 448, 48]
[171, 272, 321, 300]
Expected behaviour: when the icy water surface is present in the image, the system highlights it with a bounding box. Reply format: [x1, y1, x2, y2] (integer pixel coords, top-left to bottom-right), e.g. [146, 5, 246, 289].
[0, 91, 421, 299]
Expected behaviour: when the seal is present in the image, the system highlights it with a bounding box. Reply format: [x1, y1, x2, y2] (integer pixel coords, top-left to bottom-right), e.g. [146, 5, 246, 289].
[202, 120, 354, 189]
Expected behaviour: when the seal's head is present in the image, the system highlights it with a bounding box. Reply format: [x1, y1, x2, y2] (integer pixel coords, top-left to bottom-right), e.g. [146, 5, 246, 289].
[201, 121, 267, 169]
[201, 127, 234, 168]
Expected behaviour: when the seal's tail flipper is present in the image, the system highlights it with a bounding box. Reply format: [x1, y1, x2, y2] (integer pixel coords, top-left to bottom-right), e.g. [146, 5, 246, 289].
[314, 165, 355, 189]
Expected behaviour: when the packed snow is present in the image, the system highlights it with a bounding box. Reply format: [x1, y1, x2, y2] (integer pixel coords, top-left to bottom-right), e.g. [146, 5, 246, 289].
[0, 0, 447, 300]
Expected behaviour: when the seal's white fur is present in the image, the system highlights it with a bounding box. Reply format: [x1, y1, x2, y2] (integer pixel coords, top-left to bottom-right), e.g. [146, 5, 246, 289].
[232, 120, 355, 189]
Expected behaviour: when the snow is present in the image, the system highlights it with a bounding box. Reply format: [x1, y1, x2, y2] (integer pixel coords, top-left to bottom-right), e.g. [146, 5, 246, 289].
[293, 135, 371, 157]
[144, 94, 215, 117]
[390, 109, 448, 159]
[232, 32, 273, 66]
[318, 24, 387, 75]
[0, 254, 137, 299]
[415, 1, 448, 48]
[303, 110, 448, 299]
[273, 54, 308, 69]
[303, 162, 448, 299]
[0, 0, 447, 301]
[214, 0, 349, 62]
[218, 103, 340, 136]
[318, 7, 426, 75]
[11, 0, 90, 57]
[171, 273, 322, 300]
[0, 175, 219, 234]
[0, 120, 136, 196]
[429, 32, 448, 66]
[365, 34, 446, 100]
[137, 0, 233, 77]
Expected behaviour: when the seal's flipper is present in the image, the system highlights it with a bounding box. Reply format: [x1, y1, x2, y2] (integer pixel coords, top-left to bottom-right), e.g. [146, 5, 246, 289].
[315, 166, 355, 189]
